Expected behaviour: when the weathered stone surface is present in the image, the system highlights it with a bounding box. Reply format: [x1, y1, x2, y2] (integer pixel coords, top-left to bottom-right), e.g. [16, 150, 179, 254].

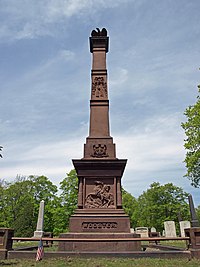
[135, 227, 149, 238]
[0, 228, 14, 259]
[179, 221, 191, 237]
[59, 28, 136, 252]
[164, 221, 177, 237]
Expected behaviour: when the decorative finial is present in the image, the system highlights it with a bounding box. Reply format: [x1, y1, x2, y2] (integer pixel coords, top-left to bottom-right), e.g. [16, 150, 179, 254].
[91, 28, 107, 37]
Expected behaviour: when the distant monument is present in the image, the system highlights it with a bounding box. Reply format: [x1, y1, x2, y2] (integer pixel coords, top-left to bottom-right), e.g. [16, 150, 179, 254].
[34, 200, 45, 238]
[59, 28, 140, 252]
[188, 194, 199, 227]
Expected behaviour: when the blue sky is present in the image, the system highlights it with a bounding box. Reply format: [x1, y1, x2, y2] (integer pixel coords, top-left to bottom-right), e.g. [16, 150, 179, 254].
[0, 0, 200, 207]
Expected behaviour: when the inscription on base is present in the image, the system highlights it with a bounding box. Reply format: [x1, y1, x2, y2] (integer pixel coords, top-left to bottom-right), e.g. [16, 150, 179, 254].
[82, 222, 118, 229]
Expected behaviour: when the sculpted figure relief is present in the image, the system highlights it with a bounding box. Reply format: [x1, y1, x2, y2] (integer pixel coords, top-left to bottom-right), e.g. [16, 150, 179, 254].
[85, 181, 115, 209]
[92, 77, 107, 98]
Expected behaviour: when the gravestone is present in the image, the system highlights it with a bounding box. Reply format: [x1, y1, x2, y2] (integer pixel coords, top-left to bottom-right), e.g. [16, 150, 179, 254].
[151, 227, 156, 232]
[135, 227, 149, 237]
[59, 28, 141, 252]
[164, 221, 177, 237]
[179, 221, 191, 237]
[34, 200, 45, 238]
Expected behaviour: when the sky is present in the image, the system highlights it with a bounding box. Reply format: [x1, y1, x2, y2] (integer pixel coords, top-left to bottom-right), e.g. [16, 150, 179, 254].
[0, 0, 200, 207]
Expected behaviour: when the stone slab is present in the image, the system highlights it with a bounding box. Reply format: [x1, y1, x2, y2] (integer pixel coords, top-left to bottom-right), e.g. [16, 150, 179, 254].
[179, 221, 191, 237]
[58, 233, 141, 252]
[164, 221, 177, 237]
[8, 250, 191, 259]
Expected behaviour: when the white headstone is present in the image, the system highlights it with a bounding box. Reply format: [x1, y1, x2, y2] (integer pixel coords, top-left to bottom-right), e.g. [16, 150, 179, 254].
[179, 221, 191, 237]
[151, 227, 156, 232]
[164, 221, 177, 237]
[135, 227, 149, 237]
[34, 200, 45, 238]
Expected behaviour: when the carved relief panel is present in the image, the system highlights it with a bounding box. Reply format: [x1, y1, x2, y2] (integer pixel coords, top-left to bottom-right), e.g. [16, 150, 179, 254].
[85, 180, 115, 209]
[91, 144, 108, 158]
[92, 76, 107, 98]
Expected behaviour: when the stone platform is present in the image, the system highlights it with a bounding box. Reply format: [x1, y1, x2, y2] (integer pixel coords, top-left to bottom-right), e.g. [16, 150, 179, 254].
[58, 233, 141, 252]
[69, 209, 131, 233]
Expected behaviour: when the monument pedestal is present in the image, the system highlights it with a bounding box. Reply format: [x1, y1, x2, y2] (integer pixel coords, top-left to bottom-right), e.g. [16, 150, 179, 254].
[69, 209, 131, 233]
[59, 159, 142, 252]
[58, 233, 141, 252]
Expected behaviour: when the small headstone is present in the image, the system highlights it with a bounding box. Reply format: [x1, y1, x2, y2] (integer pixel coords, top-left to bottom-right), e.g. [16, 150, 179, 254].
[164, 221, 177, 237]
[135, 227, 149, 237]
[162, 230, 165, 236]
[34, 200, 45, 238]
[179, 221, 191, 237]
[150, 227, 156, 232]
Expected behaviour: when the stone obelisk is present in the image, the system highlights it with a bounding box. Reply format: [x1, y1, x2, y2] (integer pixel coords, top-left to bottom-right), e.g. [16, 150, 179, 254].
[59, 28, 140, 252]
[34, 200, 45, 238]
[69, 28, 131, 233]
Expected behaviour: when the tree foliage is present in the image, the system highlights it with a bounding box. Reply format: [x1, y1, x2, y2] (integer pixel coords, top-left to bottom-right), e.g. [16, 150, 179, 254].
[135, 182, 190, 233]
[122, 188, 138, 227]
[0, 171, 192, 237]
[182, 85, 200, 187]
[0, 175, 59, 236]
[59, 169, 78, 230]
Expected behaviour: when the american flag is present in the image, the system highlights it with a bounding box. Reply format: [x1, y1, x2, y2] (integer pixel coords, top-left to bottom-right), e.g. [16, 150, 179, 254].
[36, 239, 44, 261]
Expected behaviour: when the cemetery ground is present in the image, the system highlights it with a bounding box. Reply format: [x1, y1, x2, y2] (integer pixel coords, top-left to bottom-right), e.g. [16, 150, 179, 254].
[0, 241, 199, 267]
[1, 257, 200, 267]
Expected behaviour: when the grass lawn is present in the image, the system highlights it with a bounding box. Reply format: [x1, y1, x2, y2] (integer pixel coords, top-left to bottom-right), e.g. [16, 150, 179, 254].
[8, 241, 199, 267]
[1, 257, 200, 267]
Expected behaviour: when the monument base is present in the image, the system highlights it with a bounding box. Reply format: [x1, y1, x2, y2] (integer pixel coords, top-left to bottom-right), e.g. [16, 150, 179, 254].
[58, 233, 141, 252]
[69, 209, 131, 233]
[33, 231, 44, 238]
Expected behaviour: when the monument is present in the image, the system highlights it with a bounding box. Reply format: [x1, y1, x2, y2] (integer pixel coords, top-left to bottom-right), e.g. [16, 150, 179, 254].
[59, 28, 140, 252]
[34, 200, 45, 238]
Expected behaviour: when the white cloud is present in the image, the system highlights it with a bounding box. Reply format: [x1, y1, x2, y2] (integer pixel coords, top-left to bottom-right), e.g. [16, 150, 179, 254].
[0, 0, 133, 41]
[115, 112, 185, 173]
[110, 67, 128, 87]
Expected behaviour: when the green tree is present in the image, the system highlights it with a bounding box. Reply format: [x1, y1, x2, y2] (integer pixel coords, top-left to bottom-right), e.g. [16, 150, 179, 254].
[59, 169, 78, 230]
[196, 205, 200, 224]
[122, 188, 138, 228]
[28, 175, 58, 234]
[135, 182, 190, 233]
[3, 176, 36, 236]
[182, 85, 200, 187]
[0, 175, 59, 236]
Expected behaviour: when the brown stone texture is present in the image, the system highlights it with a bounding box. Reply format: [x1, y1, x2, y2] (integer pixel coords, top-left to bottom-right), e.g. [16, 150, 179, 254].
[59, 28, 138, 252]
[0, 228, 14, 259]
[184, 227, 200, 258]
[58, 233, 141, 252]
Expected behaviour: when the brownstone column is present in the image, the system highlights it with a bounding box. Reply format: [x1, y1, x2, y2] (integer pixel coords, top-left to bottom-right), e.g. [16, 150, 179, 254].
[84, 28, 116, 159]
[185, 227, 200, 259]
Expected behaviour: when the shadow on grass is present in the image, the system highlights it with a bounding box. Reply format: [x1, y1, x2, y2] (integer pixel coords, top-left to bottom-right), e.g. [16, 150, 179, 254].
[0, 260, 19, 265]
